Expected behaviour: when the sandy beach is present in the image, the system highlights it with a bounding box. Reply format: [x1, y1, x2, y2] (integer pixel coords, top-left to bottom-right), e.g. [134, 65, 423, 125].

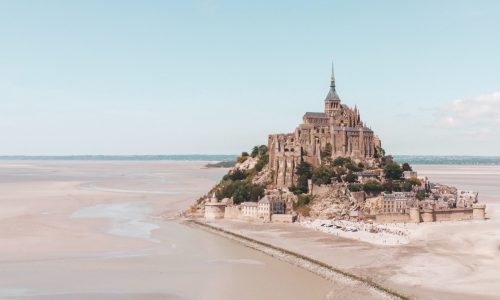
[0, 160, 380, 300]
[206, 164, 500, 299]
[1, 161, 499, 299]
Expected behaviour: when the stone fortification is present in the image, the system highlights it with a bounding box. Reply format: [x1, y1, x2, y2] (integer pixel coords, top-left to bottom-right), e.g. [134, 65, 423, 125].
[268, 67, 382, 188]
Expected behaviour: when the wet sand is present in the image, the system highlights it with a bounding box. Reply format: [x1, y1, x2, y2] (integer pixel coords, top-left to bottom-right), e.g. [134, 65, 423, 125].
[2, 161, 498, 299]
[0, 161, 339, 300]
[209, 164, 500, 300]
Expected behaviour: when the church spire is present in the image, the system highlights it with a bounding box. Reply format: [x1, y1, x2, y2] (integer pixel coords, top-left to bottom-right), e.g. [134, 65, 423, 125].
[325, 62, 340, 102]
[330, 61, 336, 90]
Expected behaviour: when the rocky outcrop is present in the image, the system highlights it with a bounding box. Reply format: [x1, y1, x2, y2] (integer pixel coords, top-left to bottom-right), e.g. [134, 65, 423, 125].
[252, 168, 272, 186]
[309, 183, 358, 219]
[233, 156, 258, 172]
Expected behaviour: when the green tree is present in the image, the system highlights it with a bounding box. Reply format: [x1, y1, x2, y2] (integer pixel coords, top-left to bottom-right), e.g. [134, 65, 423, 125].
[255, 154, 269, 172]
[333, 157, 351, 167]
[295, 162, 313, 193]
[383, 180, 400, 193]
[384, 162, 403, 180]
[363, 180, 384, 194]
[401, 181, 413, 192]
[293, 194, 311, 209]
[217, 180, 265, 204]
[251, 146, 259, 158]
[312, 165, 336, 185]
[381, 155, 393, 166]
[402, 162, 412, 171]
[346, 163, 362, 172]
[229, 169, 247, 181]
[348, 183, 363, 192]
[406, 177, 421, 186]
[416, 190, 426, 200]
[344, 172, 358, 183]
[259, 145, 268, 156]
[320, 143, 332, 161]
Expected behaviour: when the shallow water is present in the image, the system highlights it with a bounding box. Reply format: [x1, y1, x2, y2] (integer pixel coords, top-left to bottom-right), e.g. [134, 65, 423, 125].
[413, 164, 500, 197]
[0, 161, 334, 300]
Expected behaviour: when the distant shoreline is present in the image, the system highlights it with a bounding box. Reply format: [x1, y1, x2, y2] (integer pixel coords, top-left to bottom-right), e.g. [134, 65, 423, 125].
[0, 155, 237, 161]
[1, 155, 500, 165]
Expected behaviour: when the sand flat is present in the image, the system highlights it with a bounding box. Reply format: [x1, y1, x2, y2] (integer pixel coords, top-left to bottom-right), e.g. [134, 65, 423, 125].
[208, 164, 500, 299]
[0, 161, 343, 300]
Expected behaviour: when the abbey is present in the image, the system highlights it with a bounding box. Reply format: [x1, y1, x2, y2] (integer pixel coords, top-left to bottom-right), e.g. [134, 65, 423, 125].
[268, 67, 382, 187]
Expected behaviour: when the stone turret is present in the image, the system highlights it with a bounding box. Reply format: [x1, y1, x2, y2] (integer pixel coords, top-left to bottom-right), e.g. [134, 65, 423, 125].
[409, 207, 421, 223]
[204, 193, 226, 220]
[472, 203, 486, 220]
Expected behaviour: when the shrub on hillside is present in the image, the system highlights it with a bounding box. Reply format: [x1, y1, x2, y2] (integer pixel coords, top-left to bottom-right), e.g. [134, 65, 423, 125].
[312, 165, 336, 185]
[344, 172, 358, 183]
[217, 180, 264, 204]
[384, 162, 403, 180]
[348, 183, 363, 192]
[255, 154, 269, 172]
[363, 180, 384, 194]
[295, 161, 313, 193]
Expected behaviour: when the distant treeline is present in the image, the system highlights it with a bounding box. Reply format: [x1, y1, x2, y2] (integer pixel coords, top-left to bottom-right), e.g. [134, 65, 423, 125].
[205, 161, 236, 168]
[393, 155, 500, 165]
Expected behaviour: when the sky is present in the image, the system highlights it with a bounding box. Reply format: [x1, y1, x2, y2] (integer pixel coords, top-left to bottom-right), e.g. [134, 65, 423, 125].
[1, 0, 500, 156]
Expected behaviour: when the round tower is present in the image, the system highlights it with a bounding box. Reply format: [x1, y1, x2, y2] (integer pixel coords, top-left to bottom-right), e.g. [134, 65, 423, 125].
[409, 207, 421, 223]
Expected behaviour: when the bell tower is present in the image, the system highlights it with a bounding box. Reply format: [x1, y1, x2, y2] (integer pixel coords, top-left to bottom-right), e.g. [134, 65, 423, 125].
[324, 63, 341, 117]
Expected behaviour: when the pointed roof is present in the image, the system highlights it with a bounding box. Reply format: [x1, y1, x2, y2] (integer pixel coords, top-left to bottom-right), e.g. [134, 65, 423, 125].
[325, 62, 341, 102]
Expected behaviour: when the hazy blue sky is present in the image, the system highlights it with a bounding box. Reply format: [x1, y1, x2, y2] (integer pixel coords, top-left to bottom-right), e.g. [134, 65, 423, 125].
[1, 1, 499, 155]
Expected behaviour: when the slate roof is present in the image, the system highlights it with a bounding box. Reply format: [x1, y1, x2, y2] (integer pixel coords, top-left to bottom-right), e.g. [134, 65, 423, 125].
[304, 112, 328, 119]
[324, 87, 341, 102]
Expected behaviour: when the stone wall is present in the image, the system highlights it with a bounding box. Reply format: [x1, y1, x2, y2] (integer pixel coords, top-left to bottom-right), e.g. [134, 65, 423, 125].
[374, 208, 476, 223]
[311, 184, 334, 196]
[375, 213, 410, 223]
[204, 205, 225, 220]
[271, 214, 295, 223]
[473, 203, 486, 220]
[351, 191, 366, 204]
[434, 209, 473, 221]
[224, 206, 241, 219]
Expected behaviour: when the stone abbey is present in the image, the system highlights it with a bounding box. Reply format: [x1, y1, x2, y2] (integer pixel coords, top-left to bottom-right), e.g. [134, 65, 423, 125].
[268, 67, 382, 188]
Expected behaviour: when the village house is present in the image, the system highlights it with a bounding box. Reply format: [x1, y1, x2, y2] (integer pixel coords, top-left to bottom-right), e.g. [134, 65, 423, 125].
[403, 171, 418, 179]
[258, 196, 286, 221]
[241, 202, 258, 218]
[354, 171, 379, 183]
[381, 192, 414, 214]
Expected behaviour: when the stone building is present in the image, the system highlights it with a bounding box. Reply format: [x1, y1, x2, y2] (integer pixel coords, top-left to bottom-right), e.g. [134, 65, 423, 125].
[204, 193, 226, 220]
[403, 171, 418, 179]
[241, 202, 258, 218]
[381, 192, 414, 214]
[268, 65, 382, 188]
[258, 196, 286, 221]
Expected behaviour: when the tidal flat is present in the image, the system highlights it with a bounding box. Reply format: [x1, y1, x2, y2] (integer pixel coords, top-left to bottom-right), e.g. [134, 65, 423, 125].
[0, 161, 339, 300]
[1, 161, 498, 299]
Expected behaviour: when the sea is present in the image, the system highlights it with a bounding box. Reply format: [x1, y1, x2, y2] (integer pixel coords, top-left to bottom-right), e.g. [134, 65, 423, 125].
[1, 155, 500, 165]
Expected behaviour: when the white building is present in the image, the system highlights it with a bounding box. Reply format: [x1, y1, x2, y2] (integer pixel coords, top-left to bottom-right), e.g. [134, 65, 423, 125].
[241, 202, 258, 218]
[382, 192, 414, 214]
[403, 171, 418, 179]
[456, 190, 478, 208]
